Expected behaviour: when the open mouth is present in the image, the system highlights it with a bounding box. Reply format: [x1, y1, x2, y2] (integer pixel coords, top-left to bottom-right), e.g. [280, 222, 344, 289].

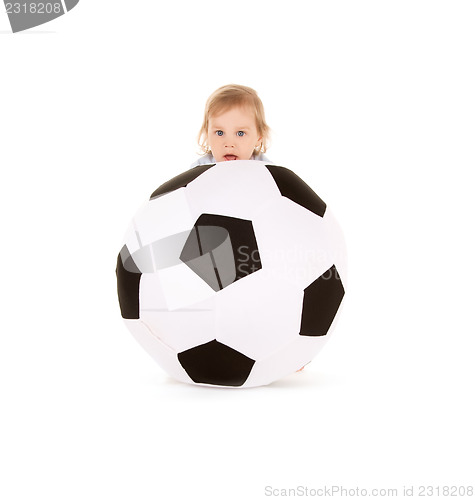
[224, 155, 238, 161]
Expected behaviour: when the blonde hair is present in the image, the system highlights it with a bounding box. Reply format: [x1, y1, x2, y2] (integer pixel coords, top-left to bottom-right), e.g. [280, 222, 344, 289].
[197, 84, 270, 156]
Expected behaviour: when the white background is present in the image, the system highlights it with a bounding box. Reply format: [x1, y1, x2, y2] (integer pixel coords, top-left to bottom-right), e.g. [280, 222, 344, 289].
[1, 1, 474, 499]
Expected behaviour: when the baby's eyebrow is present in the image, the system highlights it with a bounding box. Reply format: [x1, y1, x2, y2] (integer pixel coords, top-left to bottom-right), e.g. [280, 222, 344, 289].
[210, 126, 250, 131]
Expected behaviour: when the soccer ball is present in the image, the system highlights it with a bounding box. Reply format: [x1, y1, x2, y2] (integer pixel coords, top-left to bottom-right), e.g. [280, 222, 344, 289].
[116, 160, 346, 388]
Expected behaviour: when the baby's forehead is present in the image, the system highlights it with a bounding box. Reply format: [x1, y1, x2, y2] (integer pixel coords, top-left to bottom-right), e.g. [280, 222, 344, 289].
[208, 106, 257, 126]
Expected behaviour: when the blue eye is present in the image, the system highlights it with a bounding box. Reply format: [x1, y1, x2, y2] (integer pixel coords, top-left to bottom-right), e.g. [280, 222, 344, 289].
[237, 131, 245, 137]
[216, 130, 224, 136]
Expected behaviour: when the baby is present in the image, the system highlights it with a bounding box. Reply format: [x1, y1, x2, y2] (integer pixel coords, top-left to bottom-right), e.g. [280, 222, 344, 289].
[190, 84, 273, 168]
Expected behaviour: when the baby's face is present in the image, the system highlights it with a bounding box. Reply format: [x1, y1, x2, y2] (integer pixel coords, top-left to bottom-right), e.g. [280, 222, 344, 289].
[206, 106, 262, 162]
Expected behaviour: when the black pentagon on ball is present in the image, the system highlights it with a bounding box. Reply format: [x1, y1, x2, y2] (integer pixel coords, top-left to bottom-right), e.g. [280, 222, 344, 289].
[150, 164, 215, 200]
[299, 265, 345, 336]
[180, 213, 262, 291]
[265, 165, 327, 218]
[116, 245, 142, 319]
[178, 340, 256, 386]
